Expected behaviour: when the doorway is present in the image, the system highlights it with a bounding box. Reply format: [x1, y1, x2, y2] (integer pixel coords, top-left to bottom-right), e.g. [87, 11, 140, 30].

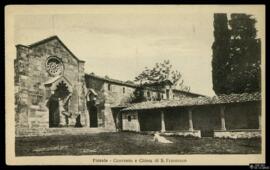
[47, 81, 71, 127]
[87, 101, 98, 127]
[47, 93, 60, 127]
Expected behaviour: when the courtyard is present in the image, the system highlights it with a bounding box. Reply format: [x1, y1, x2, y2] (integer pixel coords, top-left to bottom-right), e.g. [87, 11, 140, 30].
[15, 132, 261, 156]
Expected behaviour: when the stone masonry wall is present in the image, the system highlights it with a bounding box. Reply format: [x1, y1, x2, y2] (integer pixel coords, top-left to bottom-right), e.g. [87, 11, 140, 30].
[122, 112, 140, 132]
[214, 129, 261, 139]
[85, 75, 136, 130]
[15, 38, 86, 129]
[85, 76, 106, 127]
[104, 82, 135, 107]
[173, 90, 201, 99]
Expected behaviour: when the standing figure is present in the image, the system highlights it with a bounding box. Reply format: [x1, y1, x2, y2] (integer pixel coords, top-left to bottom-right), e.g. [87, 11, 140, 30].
[75, 114, 83, 127]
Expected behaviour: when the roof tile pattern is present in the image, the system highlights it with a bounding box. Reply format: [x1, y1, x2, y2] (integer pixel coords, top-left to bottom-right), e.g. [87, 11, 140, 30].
[122, 92, 261, 111]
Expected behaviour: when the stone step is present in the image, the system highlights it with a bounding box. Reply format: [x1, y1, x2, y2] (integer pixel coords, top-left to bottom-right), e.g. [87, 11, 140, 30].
[16, 127, 115, 137]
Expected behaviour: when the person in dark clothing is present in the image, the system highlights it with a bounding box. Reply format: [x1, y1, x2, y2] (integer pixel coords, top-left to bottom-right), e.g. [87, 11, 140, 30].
[75, 114, 83, 127]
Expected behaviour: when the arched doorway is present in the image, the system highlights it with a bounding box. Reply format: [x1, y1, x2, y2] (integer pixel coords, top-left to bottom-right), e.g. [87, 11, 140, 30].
[86, 89, 98, 128]
[46, 80, 72, 127]
[88, 101, 98, 127]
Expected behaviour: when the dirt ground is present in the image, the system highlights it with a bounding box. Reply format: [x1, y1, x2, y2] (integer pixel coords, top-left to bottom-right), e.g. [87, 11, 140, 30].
[15, 132, 261, 156]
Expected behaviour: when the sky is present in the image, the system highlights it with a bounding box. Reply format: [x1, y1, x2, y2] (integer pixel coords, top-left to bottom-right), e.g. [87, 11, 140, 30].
[11, 5, 264, 96]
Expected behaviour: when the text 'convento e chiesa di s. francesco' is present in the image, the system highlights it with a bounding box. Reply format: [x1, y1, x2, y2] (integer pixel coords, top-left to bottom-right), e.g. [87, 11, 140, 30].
[14, 36, 261, 138]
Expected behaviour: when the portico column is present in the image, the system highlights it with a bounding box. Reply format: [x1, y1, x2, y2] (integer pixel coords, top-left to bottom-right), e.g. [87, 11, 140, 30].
[258, 112, 261, 130]
[161, 111, 166, 132]
[188, 108, 194, 131]
[116, 112, 119, 131]
[220, 106, 226, 131]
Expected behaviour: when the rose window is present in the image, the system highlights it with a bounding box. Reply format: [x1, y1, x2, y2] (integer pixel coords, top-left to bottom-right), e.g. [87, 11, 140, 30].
[46, 57, 64, 76]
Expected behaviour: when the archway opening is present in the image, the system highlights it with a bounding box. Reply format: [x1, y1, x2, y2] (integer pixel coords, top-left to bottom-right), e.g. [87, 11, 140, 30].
[47, 81, 71, 127]
[86, 91, 98, 128]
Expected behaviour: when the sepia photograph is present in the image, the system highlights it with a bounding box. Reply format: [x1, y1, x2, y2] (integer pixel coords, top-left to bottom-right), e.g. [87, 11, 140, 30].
[5, 5, 265, 165]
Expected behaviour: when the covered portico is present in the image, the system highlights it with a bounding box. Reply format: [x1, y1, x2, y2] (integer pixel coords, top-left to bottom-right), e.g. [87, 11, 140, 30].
[121, 92, 261, 138]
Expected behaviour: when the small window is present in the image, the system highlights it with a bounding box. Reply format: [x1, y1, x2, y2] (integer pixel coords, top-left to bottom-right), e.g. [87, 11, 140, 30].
[108, 84, 111, 91]
[123, 87, 125, 94]
[127, 115, 132, 122]
[166, 89, 170, 99]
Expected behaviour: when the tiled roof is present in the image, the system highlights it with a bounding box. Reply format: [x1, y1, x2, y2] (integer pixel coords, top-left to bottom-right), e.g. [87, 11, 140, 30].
[122, 92, 261, 111]
[85, 73, 139, 88]
[172, 89, 206, 97]
[143, 80, 173, 86]
[112, 103, 133, 108]
[212, 92, 261, 104]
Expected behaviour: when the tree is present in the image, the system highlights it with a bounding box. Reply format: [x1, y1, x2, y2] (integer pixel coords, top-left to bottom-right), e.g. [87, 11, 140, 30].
[212, 13, 231, 94]
[228, 14, 261, 93]
[212, 13, 261, 94]
[134, 60, 190, 91]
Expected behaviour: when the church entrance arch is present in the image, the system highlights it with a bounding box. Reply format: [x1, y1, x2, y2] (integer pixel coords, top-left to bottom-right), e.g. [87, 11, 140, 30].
[86, 89, 98, 128]
[45, 76, 73, 127]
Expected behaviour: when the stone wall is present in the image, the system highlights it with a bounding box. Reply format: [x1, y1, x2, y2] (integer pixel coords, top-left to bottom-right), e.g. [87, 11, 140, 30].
[84, 76, 106, 127]
[104, 82, 135, 107]
[172, 90, 202, 99]
[85, 75, 136, 130]
[16, 127, 114, 137]
[214, 129, 261, 139]
[15, 37, 86, 129]
[162, 130, 201, 138]
[111, 107, 123, 131]
[122, 112, 140, 132]
[104, 83, 136, 130]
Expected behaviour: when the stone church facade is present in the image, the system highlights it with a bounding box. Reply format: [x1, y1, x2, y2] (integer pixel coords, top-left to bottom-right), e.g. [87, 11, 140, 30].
[15, 36, 87, 129]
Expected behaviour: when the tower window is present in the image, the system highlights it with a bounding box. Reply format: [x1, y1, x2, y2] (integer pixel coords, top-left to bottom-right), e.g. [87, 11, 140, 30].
[123, 87, 125, 94]
[108, 84, 111, 91]
[166, 89, 170, 99]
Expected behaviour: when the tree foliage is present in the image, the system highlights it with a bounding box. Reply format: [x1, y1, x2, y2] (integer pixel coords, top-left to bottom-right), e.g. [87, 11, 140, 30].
[212, 13, 261, 95]
[134, 60, 190, 92]
[212, 13, 230, 94]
